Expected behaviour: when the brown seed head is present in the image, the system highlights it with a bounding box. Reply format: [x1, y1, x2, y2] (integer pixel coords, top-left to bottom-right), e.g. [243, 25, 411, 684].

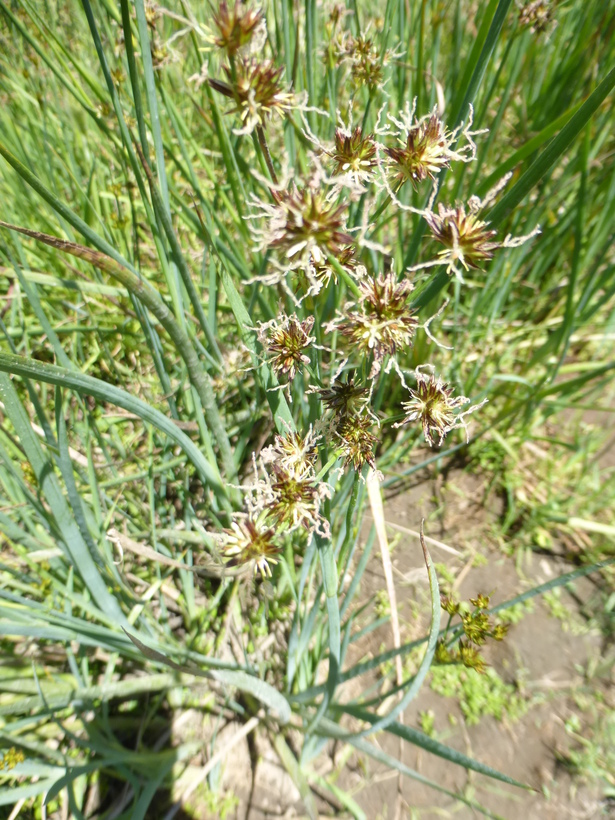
[211, 1, 265, 57]
[331, 127, 377, 183]
[267, 185, 352, 266]
[319, 372, 370, 419]
[518, 0, 554, 32]
[261, 315, 314, 380]
[221, 518, 280, 577]
[208, 57, 294, 133]
[398, 372, 470, 447]
[264, 430, 319, 477]
[345, 34, 383, 89]
[425, 203, 499, 272]
[458, 640, 487, 673]
[266, 463, 327, 533]
[336, 412, 378, 472]
[385, 114, 455, 191]
[338, 273, 418, 373]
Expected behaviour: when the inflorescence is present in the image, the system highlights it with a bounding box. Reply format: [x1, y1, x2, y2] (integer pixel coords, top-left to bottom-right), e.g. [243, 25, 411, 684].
[199, 1, 539, 578]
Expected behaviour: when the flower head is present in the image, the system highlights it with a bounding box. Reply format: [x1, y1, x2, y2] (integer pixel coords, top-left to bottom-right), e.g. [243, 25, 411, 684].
[240, 432, 330, 538]
[330, 127, 377, 185]
[208, 57, 295, 134]
[458, 640, 487, 674]
[211, 1, 265, 57]
[345, 34, 383, 89]
[425, 203, 500, 275]
[518, 0, 554, 32]
[336, 273, 418, 376]
[258, 314, 315, 380]
[266, 463, 329, 533]
[385, 114, 457, 191]
[261, 429, 320, 477]
[395, 369, 485, 446]
[318, 371, 370, 419]
[335, 412, 378, 472]
[220, 517, 281, 577]
[309, 245, 359, 292]
[253, 182, 352, 268]
[0, 747, 25, 771]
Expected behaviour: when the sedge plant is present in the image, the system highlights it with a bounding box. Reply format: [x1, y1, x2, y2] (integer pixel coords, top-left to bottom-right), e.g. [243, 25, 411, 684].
[0, 0, 614, 816]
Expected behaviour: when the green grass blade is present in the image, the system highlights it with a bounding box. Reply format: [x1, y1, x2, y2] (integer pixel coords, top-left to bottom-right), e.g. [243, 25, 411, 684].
[489, 65, 615, 226]
[0, 371, 124, 622]
[346, 538, 440, 739]
[317, 719, 506, 820]
[125, 630, 291, 724]
[332, 705, 528, 788]
[450, 0, 513, 127]
[0, 352, 227, 498]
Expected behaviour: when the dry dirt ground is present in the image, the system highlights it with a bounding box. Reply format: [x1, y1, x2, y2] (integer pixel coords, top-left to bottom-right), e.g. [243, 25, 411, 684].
[171, 461, 613, 820]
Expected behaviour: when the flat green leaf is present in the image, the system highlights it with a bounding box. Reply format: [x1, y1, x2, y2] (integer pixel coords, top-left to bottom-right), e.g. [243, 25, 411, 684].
[0, 372, 124, 622]
[0, 351, 225, 496]
[125, 630, 291, 724]
[345, 532, 440, 739]
[317, 718, 506, 820]
[489, 66, 615, 226]
[332, 705, 528, 789]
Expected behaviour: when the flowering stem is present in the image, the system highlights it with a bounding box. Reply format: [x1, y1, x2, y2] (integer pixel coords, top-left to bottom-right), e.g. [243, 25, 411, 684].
[326, 254, 361, 297]
[338, 471, 361, 576]
[305, 533, 340, 735]
[255, 124, 278, 185]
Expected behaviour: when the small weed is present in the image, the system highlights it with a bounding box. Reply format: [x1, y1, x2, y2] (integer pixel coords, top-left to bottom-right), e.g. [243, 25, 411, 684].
[430, 665, 533, 726]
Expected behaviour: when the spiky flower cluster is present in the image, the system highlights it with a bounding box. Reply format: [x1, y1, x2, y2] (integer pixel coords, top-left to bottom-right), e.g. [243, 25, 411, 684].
[385, 114, 457, 191]
[258, 314, 315, 381]
[343, 33, 383, 90]
[211, 1, 265, 57]
[219, 518, 280, 577]
[208, 56, 295, 134]
[335, 273, 418, 376]
[425, 203, 500, 278]
[335, 411, 378, 472]
[395, 368, 485, 447]
[330, 127, 377, 186]
[318, 371, 370, 419]
[318, 372, 377, 472]
[518, 0, 554, 32]
[252, 181, 352, 269]
[310, 244, 358, 291]
[377, 103, 483, 203]
[205, 14, 539, 582]
[436, 593, 509, 673]
[0, 747, 25, 771]
[218, 430, 329, 577]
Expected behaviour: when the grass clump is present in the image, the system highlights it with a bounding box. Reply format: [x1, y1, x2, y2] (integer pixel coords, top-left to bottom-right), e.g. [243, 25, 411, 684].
[430, 664, 532, 726]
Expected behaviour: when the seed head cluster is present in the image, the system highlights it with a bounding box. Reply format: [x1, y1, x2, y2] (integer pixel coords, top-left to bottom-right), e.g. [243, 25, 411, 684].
[336, 273, 418, 376]
[436, 593, 510, 674]
[209, 57, 295, 134]
[253, 182, 352, 269]
[218, 431, 330, 576]
[258, 314, 315, 381]
[425, 203, 500, 277]
[395, 369, 485, 447]
[211, 1, 265, 57]
[385, 114, 456, 191]
[330, 126, 377, 185]
[518, 0, 554, 32]
[201, 1, 538, 584]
